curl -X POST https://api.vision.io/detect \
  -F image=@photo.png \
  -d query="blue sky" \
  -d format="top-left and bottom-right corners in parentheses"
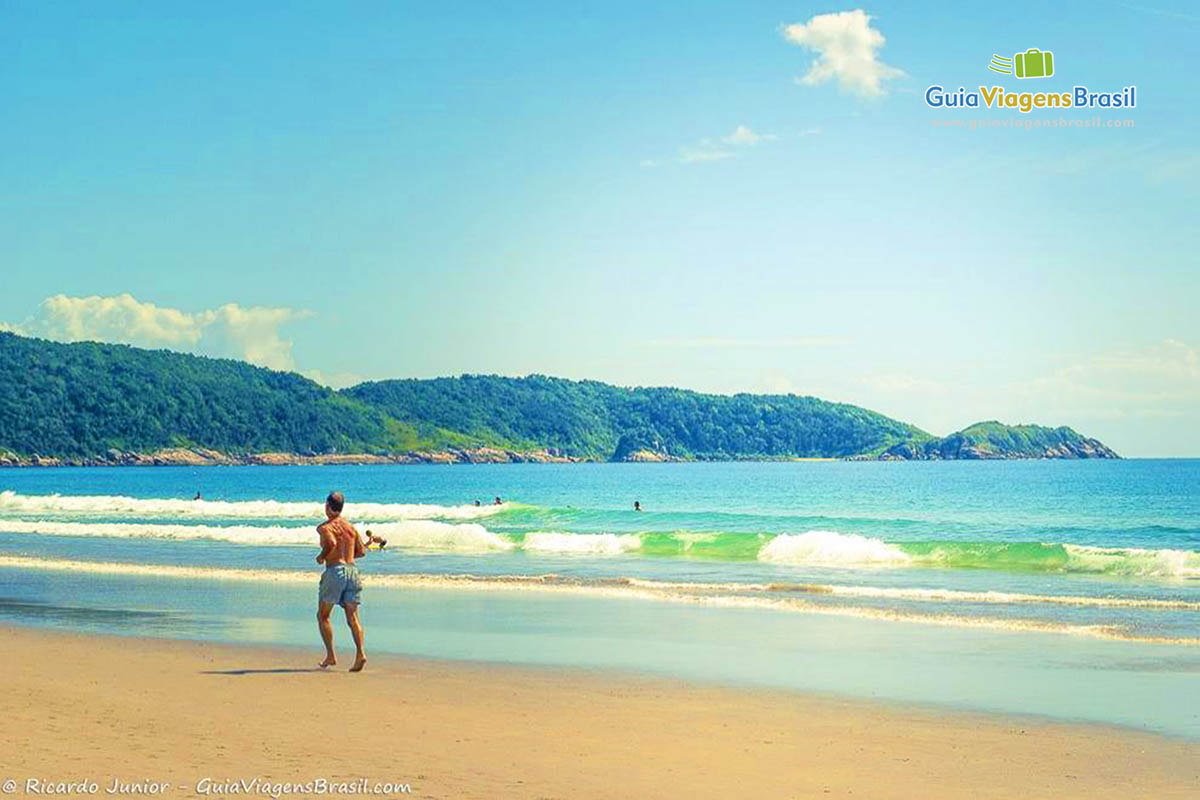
top-left (1, 1), bottom-right (1197, 455)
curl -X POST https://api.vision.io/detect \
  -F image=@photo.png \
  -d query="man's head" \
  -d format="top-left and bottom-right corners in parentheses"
top-left (325, 491), bottom-right (345, 519)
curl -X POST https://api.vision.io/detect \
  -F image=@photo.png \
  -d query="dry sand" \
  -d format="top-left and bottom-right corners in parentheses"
top-left (2, 625), bottom-right (1196, 799)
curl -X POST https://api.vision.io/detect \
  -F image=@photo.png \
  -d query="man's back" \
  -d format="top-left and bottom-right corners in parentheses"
top-left (319, 516), bottom-right (362, 565)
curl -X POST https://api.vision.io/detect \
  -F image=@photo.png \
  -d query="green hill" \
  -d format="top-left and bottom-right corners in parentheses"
top-left (879, 421), bottom-right (1119, 460)
top-left (345, 375), bottom-right (931, 460)
top-left (0, 332), bottom-right (469, 459)
top-left (0, 333), bottom-right (1118, 463)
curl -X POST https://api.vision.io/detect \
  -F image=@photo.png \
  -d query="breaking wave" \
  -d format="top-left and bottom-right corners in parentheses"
top-left (759, 530), bottom-right (911, 566)
top-left (0, 515), bottom-right (1197, 577)
top-left (0, 518), bottom-right (514, 550)
top-left (0, 490), bottom-right (505, 521)
top-left (519, 531), bottom-right (643, 556)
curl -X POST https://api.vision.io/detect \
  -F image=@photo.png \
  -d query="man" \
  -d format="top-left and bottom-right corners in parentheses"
top-left (315, 491), bottom-right (367, 672)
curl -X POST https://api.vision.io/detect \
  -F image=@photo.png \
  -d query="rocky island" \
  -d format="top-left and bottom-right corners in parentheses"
top-left (874, 422), bottom-right (1120, 461)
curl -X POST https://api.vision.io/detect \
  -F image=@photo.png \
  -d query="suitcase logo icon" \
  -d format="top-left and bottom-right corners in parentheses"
top-left (988, 48), bottom-right (1055, 79)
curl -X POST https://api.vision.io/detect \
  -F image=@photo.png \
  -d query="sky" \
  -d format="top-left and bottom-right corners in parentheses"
top-left (1, 1), bottom-right (1197, 456)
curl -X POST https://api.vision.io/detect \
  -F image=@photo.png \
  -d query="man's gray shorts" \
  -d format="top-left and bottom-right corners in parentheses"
top-left (319, 564), bottom-right (363, 606)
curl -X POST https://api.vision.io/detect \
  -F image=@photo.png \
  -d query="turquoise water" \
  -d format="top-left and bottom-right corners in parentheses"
top-left (1, 461), bottom-right (1198, 736)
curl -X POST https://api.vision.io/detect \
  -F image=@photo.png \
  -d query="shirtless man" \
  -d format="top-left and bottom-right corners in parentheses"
top-left (315, 491), bottom-right (367, 672)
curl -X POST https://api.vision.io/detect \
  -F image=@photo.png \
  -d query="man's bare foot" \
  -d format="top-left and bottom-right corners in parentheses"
top-left (349, 655), bottom-right (366, 673)
top-left (319, 655), bottom-right (337, 668)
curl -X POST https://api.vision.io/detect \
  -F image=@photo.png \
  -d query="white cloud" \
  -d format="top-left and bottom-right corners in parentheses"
top-left (8, 293), bottom-right (309, 371)
top-left (35, 294), bottom-right (204, 349)
top-left (303, 368), bottom-right (366, 389)
top-left (201, 303), bottom-right (311, 371)
top-left (721, 125), bottom-right (777, 146)
top-left (782, 9), bottom-right (903, 98)
top-left (674, 124), bottom-right (778, 165)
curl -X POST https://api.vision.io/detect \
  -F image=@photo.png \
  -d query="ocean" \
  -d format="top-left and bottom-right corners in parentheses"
top-left (1, 460), bottom-right (1197, 737)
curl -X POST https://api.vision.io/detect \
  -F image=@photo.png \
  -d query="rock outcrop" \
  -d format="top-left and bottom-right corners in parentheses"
top-left (876, 422), bottom-right (1119, 461)
top-left (0, 446), bottom-right (580, 468)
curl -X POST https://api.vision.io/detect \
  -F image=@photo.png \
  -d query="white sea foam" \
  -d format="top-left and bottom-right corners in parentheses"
top-left (521, 531), bottom-right (642, 556)
top-left (1, 555), bottom-right (1194, 645)
top-left (755, 533), bottom-right (1200, 577)
top-left (367, 521), bottom-right (514, 552)
top-left (1064, 544), bottom-right (1200, 578)
top-left (3, 490), bottom-right (1197, 579)
top-left (617, 578), bottom-right (1200, 610)
top-left (0, 490), bottom-right (504, 521)
top-left (757, 530), bottom-right (911, 566)
top-left (0, 518), bottom-right (512, 550)
top-left (762, 582), bottom-right (1200, 610)
top-left (0, 519), bottom-right (314, 545)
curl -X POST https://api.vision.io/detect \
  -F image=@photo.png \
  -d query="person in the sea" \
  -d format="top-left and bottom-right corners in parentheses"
top-left (474, 499), bottom-right (481, 507)
top-left (493, 496), bottom-right (503, 505)
top-left (315, 491), bottom-right (367, 672)
top-left (634, 500), bottom-right (642, 512)
top-left (193, 492), bottom-right (201, 501)
top-left (363, 529), bottom-right (388, 550)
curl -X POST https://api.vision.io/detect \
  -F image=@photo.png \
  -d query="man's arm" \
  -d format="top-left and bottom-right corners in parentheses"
top-left (316, 524), bottom-right (334, 564)
top-left (351, 523), bottom-right (366, 559)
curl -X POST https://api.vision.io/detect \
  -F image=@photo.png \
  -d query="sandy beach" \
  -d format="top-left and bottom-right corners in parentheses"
top-left (2, 625), bottom-right (1195, 799)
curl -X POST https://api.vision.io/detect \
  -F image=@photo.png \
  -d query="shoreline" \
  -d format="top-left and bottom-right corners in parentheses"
top-left (2, 624), bottom-right (1196, 799)
top-left (0, 448), bottom-right (837, 467)
top-left (0, 449), bottom-right (1124, 467)
top-left (0, 446), bottom-right (583, 468)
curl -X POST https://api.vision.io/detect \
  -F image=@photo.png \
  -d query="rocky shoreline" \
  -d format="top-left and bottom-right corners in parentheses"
top-left (870, 438), bottom-right (1120, 461)
top-left (0, 443), bottom-right (1121, 467)
top-left (0, 446), bottom-right (581, 468)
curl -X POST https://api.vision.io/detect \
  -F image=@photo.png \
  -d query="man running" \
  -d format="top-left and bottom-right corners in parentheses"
top-left (315, 491), bottom-right (367, 672)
